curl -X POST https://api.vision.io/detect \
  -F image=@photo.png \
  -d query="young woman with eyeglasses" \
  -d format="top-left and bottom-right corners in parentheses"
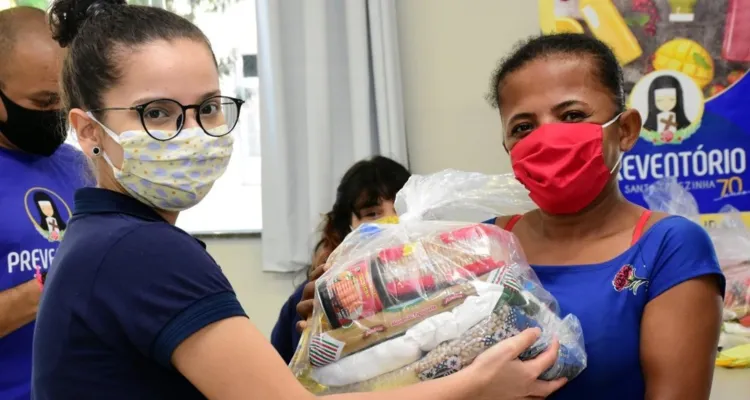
top-left (32, 0), bottom-right (568, 399)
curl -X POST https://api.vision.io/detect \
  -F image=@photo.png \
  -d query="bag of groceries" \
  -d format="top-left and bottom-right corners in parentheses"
top-left (643, 177), bottom-right (750, 325)
top-left (709, 209), bottom-right (750, 326)
top-left (641, 177), bottom-right (701, 220)
top-left (290, 170), bottom-right (588, 394)
top-left (714, 217), bottom-right (750, 368)
top-left (644, 178), bottom-right (750, 368)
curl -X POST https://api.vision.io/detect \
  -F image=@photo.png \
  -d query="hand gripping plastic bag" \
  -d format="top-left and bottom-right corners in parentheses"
top-left (643, 178), bottom-right (750, 325)
top-left (290, 170), bottom-right (588, 394)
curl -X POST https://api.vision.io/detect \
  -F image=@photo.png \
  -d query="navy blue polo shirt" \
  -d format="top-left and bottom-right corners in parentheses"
top-left (270, 283), bottom-right (305, 364)
top-left (32, 188), bottom-right (247, 399)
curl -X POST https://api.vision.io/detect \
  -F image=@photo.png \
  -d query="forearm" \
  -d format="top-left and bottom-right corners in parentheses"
top-left (326, 372), bottom-right (478, 400)
top-left (177, 316), bottom-right (486, 400)
top-left (0, 280), bottom-right (41, 338)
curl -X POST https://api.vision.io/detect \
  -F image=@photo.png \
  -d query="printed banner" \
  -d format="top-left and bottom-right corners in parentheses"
top-left (539, 0), bottom-right (750, 227)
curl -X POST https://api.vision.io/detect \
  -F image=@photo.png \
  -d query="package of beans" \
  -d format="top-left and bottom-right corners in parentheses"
top-left (290, 170), bottom-right (588, 394)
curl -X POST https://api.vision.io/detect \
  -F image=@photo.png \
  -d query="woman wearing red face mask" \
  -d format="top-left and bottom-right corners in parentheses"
top-left (486, 34), bottom-right (725, 400)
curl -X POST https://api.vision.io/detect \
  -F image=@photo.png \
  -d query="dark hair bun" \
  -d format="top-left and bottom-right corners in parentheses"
top-left (49, 0), bottom-right (126, 47)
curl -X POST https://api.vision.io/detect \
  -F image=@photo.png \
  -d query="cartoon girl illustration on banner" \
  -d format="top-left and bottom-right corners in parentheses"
top-left (643, 75), bottom-right (692, 135)
top-left (33, 191), bottom-right (67, 241)
top-left (25, 188), bottom-right (72, 242)
top-left (628, 70), bottom-right (704, 145)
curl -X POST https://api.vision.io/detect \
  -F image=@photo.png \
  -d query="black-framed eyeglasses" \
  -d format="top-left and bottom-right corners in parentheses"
top-left (91, 96), bottom-right (245, 141)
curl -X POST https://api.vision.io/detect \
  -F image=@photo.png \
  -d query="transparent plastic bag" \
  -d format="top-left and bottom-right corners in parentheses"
top-left (643, 178), bottom-right (750, 324)
top-left (290, 170), bottom-right (588, 394)
top-left (642, 177), bottom-right (700, 222)
top-left (711, 210), bottom-right (750, 324)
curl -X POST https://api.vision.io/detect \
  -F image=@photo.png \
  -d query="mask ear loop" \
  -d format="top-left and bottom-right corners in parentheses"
top-left (85, 112), bottom-right (123, 172)
top-left (602, 112), bottom-right (623, 128)
top-left (602, 112), bottom-right (625, 174)
top-left (610, 152), bottom-right (624, 174)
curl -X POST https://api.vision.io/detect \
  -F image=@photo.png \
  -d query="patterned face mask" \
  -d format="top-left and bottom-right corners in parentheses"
top-left (88, 115), bottom-right (234, 211)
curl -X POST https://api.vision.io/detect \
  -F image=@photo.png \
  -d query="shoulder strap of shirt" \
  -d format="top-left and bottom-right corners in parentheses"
top-left (631, 210), bottom-right (653, 245)
top-left (503, 214), bottom-right (523, 232)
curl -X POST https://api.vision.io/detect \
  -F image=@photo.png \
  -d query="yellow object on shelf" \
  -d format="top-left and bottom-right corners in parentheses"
top-left (578, 0), bottom-right (643, 65)
top-left (716, 343), bottom-right (750, 369)
top-left (653, 39), bottom-right (715, 89)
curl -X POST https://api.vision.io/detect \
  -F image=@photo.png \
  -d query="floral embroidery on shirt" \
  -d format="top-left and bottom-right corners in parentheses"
top-left (612, 264), bottom-right (648, 295)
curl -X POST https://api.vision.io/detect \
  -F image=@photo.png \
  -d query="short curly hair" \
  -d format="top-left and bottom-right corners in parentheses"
top-left (487, 33), bottom-right (626, 112)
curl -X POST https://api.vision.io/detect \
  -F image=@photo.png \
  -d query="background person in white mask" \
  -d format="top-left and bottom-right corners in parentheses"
top-left (33, 0), bottom-right (568, 399)
top-left (0, 6), bottom-right (90, 400)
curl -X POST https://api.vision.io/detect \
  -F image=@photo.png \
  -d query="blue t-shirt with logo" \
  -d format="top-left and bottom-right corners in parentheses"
top-left (0, 144), bottom-right (90, 400)
top-left (487, 215), bottom-right (724, 400)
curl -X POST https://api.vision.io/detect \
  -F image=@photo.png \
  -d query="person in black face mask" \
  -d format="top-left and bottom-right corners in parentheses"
top-left (0, 7), bottom-right (92, 400)
top-left (0, 8), bottom-right (66, 155)
top-left (0, 90), bottom-right (65, 156)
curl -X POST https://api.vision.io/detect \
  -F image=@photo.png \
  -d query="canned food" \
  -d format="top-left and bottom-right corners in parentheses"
top-left (316, 259), bottom-right (385, 329)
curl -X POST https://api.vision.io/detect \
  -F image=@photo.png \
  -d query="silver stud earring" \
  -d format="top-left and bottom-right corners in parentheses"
top-left (92, 146), bottom-right (101, 157)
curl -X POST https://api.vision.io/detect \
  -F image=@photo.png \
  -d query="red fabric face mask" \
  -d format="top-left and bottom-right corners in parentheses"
top-left (510, 115), bottom-right (623, 215)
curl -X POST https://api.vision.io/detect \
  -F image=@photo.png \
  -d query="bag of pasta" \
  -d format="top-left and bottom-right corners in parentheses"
top-left (643, 177), bottom-right (750, 325)
top-left (290, 170), bottom-right (588, 394)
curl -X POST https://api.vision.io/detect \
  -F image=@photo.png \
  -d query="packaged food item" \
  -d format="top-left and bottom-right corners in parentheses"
top-left (291, 170), bottom-right (588, 394)
top-left (312, 280), bottom-right (486, 367)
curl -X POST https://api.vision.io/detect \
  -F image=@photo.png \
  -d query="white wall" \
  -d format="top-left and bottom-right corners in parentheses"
top-left (396, 0), bottom-right (539, 175)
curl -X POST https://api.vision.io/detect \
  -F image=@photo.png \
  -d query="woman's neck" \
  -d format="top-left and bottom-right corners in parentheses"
top-left (534, 182), bottom-right (635, 241)
top-left (155, 209), bottom-right (179, 225)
